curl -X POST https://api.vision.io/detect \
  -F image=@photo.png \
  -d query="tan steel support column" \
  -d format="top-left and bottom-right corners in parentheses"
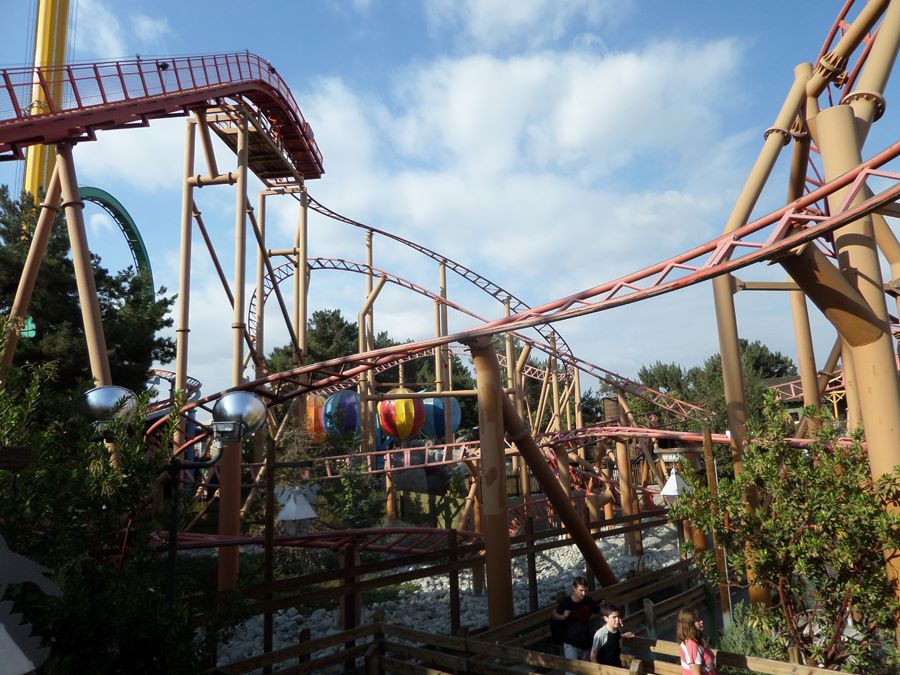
top-left (873, 211), bottom-right (900, 324)
top-left (615, 394), bottom-right (641, 558)
top-left (789, 290), bottom-right (819, 417)
top-left (714, 65), bottom-right (808, 458)
top-left (365, 233), bottom-right (377, 451)
top-left (293, 188), bottom-right (309, 439)
top-left (573, 369), bottom-right (583, 432)
top-left (499, 386), bottom-right (617, 586)
top-left (466, 336), bottom-right (514, 627)
top-left (712, 280), bottom-right (748, 454)
top-left (601, 447), bottom-right (615, 522)
top-left (56, 143), bottom-right (112, 387)
top-left (515, 345), bottom-right (532, 503)
top-left (534, 365), bottom-right (551, 434)
top-left (842, 342), bottom-right (862, 430)
top-left (816, 103), bottom-right (900, 630)
top-left (175, 120), bottom-right (196, 396)
top-left (433, 301), bottom-right (443, 391)
top-left (703, 429), bottom-right (732, 626)
top-left (439, 263), bottom-right (454, 444)
top-left (503, 300), bottom-right (515, 396)
top-left (549, 337), bottom-right (561, 433)
top-left (253, 192), bottom-right (268, 465)
top-left (219, 118), bottom-right (249, 591)
top-left (555, 445), bottom-right (571, 498)
top-left (806, 0), bottom-right (889, 99)
top-left (843, 0), bottom-right (900, 136)
top-left (195, 112), bottom-right (221, 177)
top-left (295, 188), bottom-right (309, 362)
top-left (783, 82), bottom-right (821, 434)
top-left (712, 65), bottom-right (808, 607)
top-left (502, 300), bottom-right (523, 488)
top-left (361, 275), bottom-right (387, 477)
top-left (615, 438), bottom-right (639, 554)
top-left (794, 337), bottom-right (843, 440)
top-left (0, 166), bottom-right (61, 379)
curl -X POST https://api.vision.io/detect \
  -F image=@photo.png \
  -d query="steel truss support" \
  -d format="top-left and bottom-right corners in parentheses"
top-left (466, 336), bottom-right (514, 627)
top-left (57, 142), bottom-right (112, 387)
top-left (0, 165), bottom-right (61, 379)
top-left (218, 117), bottom-right (249, 591)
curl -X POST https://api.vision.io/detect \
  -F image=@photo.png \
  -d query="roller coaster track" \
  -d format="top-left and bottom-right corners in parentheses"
top-left (769, 356), bottom-right (900, 402)
top-left (300, 423), bottom-right (834, 484)
top-left (251, 257), bottom-right (706, 420)
top-left (0, 52), bottom-right (323, 180)
top-left (78, 185), bottom-right (154, 291)
top-left (145, 144), bottom-right (900, 450)
top-left (306, 194), bottom-right (577, 361)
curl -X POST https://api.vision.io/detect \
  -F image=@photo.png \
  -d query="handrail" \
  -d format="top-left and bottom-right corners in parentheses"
top-left (0, 52), bottom-right (323, 179)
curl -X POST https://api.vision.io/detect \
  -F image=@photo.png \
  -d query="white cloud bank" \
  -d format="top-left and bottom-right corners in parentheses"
top-left (425, 0), bottom-right (627, 51)
top-left (73, 0), bottom-right (172, 59)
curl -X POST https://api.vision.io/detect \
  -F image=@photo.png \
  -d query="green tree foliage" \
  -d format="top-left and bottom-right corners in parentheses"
top-left (672, 395), bottom-right (900, 672)
top-left (0, 188), bottom-right (175, 392)
top-left (0, 358), bottom-right (210, 673)
top-left (634, 339), bottom-right (797, 430)
top-left (581, 387), bottom-right (620, 426)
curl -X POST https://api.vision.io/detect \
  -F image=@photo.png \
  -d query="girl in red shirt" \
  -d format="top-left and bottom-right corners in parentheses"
top-left (677, 607), bottom-right (717, 675)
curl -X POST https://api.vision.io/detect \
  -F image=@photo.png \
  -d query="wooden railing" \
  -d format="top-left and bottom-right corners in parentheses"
top-left (214, 621), bottom-right (855, 674)
top-left (194, 510), bottom-right (671, 663)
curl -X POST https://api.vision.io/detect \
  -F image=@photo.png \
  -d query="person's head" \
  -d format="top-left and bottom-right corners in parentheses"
top-left (570, 576), bottom-right (588, 601)
top-left (676, 607), bottom-right (704, 643)
top-left (600, 602), bottom-right (623, 630)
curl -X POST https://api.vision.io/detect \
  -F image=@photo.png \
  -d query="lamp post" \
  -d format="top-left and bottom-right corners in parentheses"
top-left (660, 466), bottom-right (691, 557)
top-left (81, 385), bottom-right (138, 432)
top-left (660, 466), bottom-right (690, 506)
top-left (81, 386), bottom-right (266, 604)
top-left (164, 391), bottom-right (266, 603)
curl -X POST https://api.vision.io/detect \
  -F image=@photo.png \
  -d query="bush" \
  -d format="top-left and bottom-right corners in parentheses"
top-left (0, 360), bottom-right (240, 672)
top-left (672, 395), bottom-right (900, 672)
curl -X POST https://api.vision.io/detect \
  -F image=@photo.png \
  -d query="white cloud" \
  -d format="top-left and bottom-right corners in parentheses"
top-left (74, 117), bottom-right (186, 191)
top-left (386, 40), bottom-right (740, 181)
top-left (73, 1), bottom-right (173, 59)
top-left (88, 211), bottom-right (115, 235)
top-left (299, 37), bottom-right (745, 319)
top-left (73, 0), bottom-right (126, 58)
top-left (425, 0), bottom-right (627, 51)
top-left (132, 15), bottom-right (172, 50)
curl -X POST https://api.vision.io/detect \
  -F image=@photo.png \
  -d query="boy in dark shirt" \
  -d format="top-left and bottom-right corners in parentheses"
top-left (551, 576), bottom-right (599, 671)
top-left (591, 602), bottom-right (635, 667)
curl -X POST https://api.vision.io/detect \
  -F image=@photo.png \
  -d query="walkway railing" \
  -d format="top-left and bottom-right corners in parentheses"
top-left (0, 52), bottom-right (323, 178)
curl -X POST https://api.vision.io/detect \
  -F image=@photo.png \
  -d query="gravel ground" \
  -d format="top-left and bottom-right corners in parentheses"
top-left (217, 522), bottom-right (680, 672)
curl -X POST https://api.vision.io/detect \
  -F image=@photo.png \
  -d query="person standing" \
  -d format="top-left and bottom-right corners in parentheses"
top-left (677, 607), bottom-right (717, 674)
top-left (590, 602), bottom-right (635, 667)
top-left (551, 576), bottom-right (599, 669)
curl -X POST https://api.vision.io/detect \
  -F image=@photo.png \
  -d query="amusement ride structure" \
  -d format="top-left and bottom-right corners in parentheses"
top-left (2, 0), bottom-right (900, 666)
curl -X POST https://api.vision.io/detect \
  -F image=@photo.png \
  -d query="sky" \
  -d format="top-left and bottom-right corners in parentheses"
top-left (1, 0), bottom-right (898, 402)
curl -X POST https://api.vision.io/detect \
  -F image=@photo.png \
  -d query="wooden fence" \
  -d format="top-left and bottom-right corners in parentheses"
top-left (194, 509), bottom-right (670, 645)
top-left (215, 621), bottom-right (854, 674)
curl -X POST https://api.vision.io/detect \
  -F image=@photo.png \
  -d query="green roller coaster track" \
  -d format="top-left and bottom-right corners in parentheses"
top-left (78, 186), bottom-right (154, 293)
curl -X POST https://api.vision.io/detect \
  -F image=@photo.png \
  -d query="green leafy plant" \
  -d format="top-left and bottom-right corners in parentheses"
top-left (672, 394), bottom-right (900, 672)
top-left (0, 360), bottom-right (244, 673)
top-left (716, 602), bottom-right (789, 673)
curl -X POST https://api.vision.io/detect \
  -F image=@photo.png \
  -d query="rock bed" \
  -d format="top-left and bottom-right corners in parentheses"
top-left (217, 523), bottom-right (680, 672)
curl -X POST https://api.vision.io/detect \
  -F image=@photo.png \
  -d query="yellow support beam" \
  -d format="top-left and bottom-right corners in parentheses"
top-left (23, 0), bottom-right (70, 201)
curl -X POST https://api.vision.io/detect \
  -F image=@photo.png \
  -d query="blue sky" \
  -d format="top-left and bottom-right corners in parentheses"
top-left (1, 1), bottom-right (896, 402)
